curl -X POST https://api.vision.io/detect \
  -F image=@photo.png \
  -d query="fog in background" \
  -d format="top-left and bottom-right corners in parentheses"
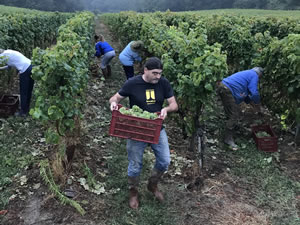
top-left (0, 0), bottom-right (299, 12)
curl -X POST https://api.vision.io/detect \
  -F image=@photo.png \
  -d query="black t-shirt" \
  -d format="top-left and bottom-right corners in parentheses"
top-left (118, 75), bottom-right (174, 113)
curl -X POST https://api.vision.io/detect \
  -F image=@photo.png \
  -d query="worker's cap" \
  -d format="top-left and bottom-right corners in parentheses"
top-left (253, 67), bottom-right (264, 76)
top-left (144, 57), bottom-right (163, 70)
top-left (130, 41), bottom-right (144, 52)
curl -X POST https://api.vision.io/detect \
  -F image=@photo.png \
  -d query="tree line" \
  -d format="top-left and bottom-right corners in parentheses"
top-left (0, 0), bottom-right (299, 12)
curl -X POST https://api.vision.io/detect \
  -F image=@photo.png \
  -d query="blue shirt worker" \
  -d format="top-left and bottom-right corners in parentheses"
top-left (119, 41), bottom-right (143, 80)
top-left (94, 34), bottom-right (115, 78)
top-left (0, 49), bottom-right (34, 117)
top-left (217, 67), bottom-right (263, 150)
top-left (109, 57), bottom-right (178, 209)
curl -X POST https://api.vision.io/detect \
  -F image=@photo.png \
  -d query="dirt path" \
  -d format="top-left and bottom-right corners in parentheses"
top-left (1, 18), bottom-right (299, 225)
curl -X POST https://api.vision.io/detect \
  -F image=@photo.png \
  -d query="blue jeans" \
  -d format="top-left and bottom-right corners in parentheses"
top-left (127, 128), bottom-right (170, 177)
top-left (100, 50), bottom-right (115, 69)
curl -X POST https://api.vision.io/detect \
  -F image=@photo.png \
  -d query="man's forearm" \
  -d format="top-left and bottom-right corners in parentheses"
top-left (165, 102), bottom-right (178, 113)
top-left (109, 93), bottom-right (125, 111)
top-left (109, 95), bottom-right (119, 104)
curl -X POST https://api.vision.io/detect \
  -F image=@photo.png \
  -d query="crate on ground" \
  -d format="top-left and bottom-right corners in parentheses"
top-left (109, 104), bottom-right (163, 144)
top-left (0, 94), bottom-right (20, 118)
top-left (251, 124), bottom-right (278, 152)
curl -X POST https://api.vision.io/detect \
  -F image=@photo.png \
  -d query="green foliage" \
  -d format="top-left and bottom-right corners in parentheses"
top-left (231, 142), bottom-right (300, 225)
top-left (30, 12), bottom-right (95, 142)
top-left (201, 15), bottom-right (254, 73)
top-left (82, 162), bottom-right (98, 189)
top-left (0, 1), bottom-right (83, 12)
top-left (255, 34), bottom-right (300, 123)
top-left (45, 128), bottom-right (60, 144)
top-left (250, 17), bottom-right (300, 39)
top-left (0, 5), bottom-right (44, 13)
top-left (39, 160), bottom-right (85, 215)
top-left (0, 10), bottom-right (71, 57)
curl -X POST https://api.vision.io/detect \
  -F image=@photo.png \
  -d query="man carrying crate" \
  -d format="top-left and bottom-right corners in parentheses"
top-left (109, 57), bottom-right (178, 209)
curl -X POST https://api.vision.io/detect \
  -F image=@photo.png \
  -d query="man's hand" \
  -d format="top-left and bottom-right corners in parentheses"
top-left (110, 102), bottom-right (118, 111)
top-left (160, 96), bottom-right (178, 120)
top-left (160, 108), bottom-right (168, 120)
top-left (109, 93), bottom-right (124, 111)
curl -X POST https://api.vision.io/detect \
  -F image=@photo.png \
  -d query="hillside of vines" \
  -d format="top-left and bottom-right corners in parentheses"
top-left (0, 6), bottom-right (299, 225)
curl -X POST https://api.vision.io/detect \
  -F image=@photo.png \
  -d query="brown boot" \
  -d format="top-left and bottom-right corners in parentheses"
top-left (129, 188), bottom-right (139, 209)
top-left (107, 65), bottom-right (112, 77)
top-left (147, 169), bottom-right (164, 202)
top-left (101, 68), bottom-right (108, 78)
top-left (128, 176), bottom-right (139, 209)
top-left (224, 129), bottom-right (238, 150)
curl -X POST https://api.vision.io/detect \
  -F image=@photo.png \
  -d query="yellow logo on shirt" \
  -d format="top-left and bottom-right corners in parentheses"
top-left (146, 89), bottom-right (156, 104)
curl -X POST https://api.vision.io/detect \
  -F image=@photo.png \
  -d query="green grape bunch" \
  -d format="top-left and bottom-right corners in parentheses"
top-left (119, 105), bottom-right (159, 120)
top-left (256, 131), bottom-right (270, 137)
